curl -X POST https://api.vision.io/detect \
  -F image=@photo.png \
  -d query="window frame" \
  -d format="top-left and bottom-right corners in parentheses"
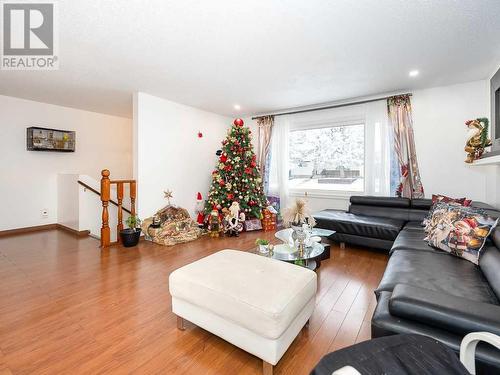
top-left (288, 118), bottom-right (367, 197)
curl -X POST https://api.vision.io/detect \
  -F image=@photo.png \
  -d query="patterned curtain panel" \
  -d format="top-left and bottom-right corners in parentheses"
top-left (256, 115), bottom-right (274, 180)
top-left (387, 94), bottom-right (425, 198)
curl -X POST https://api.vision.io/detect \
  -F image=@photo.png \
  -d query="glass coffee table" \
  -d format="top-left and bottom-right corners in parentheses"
top-left (255, 228), bottom-right (335, 271)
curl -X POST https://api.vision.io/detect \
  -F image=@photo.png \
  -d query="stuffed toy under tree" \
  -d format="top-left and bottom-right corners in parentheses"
top-left (205, 118), bottom-right (267, 219)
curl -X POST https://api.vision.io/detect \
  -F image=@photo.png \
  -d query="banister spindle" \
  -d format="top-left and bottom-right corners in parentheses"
top-left (130, 181), bottom-right (137, 217)
top-left (100, 169), bottom-right (111, 248)
top-left (116, 182), bottom-right (124, 242)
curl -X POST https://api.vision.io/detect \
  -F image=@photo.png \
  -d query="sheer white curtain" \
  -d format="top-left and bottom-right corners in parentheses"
top-left (268, 115), bottom-right (290, 209)
top-left (364, 100), bottom-right (391, 196)
top-left (268, 100), bottom-right (391, 210)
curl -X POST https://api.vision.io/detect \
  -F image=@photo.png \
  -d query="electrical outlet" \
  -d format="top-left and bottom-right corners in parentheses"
top-left (41, 209), bottom-right (49, 218)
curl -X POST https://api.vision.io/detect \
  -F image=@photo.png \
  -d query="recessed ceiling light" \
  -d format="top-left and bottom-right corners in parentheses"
top-left (233, 104), bottom-right (241, 110)
top-left (409, 70), bottom-right (419, 77)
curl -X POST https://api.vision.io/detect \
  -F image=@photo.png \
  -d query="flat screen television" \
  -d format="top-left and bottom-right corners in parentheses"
top-left (490, 66), bottom-right (500, 155)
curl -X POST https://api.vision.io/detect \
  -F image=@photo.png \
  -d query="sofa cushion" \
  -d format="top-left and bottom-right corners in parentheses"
top-left (389, 284), bottom-right (500, 337)
top-left (403, 221), bottom-right (425, 231)
top-left (471, 202), bottom-right (500, 218)
top-left (349, 196), bottom-right (410, 208)
top-left (408, 208), bottom-right (429, 222)
top-left (492, 226), bottom-right (500, 249)
top-left (390, 226), bottom-right (438, 255)
top-left (411, 198), bottom-right (433, 210)
top-left (349, 204), bottom-right (411, 221)
top-left (480, 243), bottom-right (500, 300)
top-left (375, 250), bottom-right (499, 304)
top-left (313, 209), bottom-right (405, 241)
top-left (169, 250), bottom-right (317, 340)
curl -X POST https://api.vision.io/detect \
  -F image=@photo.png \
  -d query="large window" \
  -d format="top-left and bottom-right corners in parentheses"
top-left (288, 123), bottom-right (365, 193)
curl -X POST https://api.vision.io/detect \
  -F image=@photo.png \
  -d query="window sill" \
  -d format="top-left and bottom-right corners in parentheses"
top-left (289, 189), bottom-right (363, 199)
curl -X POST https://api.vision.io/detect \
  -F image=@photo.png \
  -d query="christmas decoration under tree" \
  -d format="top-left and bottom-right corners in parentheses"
top-left (205, 118), bottom-right (267, 219)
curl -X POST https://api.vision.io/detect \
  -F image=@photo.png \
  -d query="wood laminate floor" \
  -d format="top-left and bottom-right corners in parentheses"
top-left (0, 229), bottom-right (388, 374)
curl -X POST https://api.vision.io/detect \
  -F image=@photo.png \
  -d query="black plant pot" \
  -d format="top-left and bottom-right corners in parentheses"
top-left (119, 228), bottom-right (141, 247)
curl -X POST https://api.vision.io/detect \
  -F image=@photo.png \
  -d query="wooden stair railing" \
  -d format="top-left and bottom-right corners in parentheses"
top-left (77, 180), bottom-right (131, 214)
top-left (100, 169), bottom-right (136, 248)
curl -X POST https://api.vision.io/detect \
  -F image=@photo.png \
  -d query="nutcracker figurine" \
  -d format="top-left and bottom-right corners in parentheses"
top-left (207, 207), bottom-right (222, 237)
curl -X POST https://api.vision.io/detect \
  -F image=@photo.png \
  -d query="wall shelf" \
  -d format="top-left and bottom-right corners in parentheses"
top-left (471, 154), bottom-right (500, 166)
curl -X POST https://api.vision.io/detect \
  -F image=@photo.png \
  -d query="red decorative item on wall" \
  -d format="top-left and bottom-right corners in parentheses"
top-left (198, 131), bottom-right (203, 138)
top-left (233, 118), bottom-right (244, 127)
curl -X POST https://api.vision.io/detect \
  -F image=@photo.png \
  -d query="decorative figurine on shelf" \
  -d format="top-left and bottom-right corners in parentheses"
top-left (223, 201), bottom-right (246, 237)
top-left (195, 192), bottom-right (205, 227)
top-left (207, 207), bottom-right (222, 237)
top-left (464, 118), bottom-right (492, 163)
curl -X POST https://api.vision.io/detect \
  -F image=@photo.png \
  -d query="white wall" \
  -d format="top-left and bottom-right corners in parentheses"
top-left (57, 174), bottom-right (80, 231)
top-left (412, 80), bottom-right (496, 204)
top-left (0, 95), bottom-right (132, 231)
top-left (246, 79), bottom-right (498, 211)
top-left (134, 92), bottom-right (231, 219)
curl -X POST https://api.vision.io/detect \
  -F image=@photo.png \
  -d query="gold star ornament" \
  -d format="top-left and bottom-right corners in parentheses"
top-left (164, 190), bottom-right (173, 205)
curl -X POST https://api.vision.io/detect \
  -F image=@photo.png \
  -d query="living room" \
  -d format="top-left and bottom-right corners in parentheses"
top-left (1, 1), bottom-right (500, 374)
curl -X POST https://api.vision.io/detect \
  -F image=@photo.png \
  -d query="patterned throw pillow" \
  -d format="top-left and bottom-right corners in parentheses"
top-left (431, 194), bottom-right (472, 206)
top-left (423, 196), bottom-right (472, 229)
top-left (425, 203), bottom-right (498, 265)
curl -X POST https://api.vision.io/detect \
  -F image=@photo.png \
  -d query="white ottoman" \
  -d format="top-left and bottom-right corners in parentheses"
top-left (169, 249), bottom-right (317, 374)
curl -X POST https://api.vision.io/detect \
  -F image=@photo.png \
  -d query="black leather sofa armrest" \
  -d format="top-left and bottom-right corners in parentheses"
top-left (389, 284), bottom-right (500, 337)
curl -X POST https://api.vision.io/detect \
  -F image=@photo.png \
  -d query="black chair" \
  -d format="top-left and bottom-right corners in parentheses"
top-left (311, 333), bottom-right (500, 375)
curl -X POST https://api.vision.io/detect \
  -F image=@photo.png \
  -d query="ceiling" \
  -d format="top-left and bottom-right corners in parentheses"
top-left (1, 0), bottom-right (500, 118)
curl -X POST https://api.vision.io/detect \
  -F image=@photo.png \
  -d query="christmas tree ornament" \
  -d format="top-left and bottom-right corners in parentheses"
top-left (233, 118), bottom-right (244, 127)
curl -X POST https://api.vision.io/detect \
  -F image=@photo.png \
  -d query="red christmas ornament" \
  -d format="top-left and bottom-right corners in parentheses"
top-left (250, 161), bottom-right (256, 168)
top-left (227, 193), bottom-right (234, 200)
top-left (220, 154), bottom-right (227, 163)
top-left (224, 164), bottom-right (232, 171)
top-left (233, 118), bottom-right (244, 127)
top-left (245, 167), bottom-right (252, 174)
top-left (219, 179), bottom-right (225, 186)
top-left (198, 131), bottom-right (203, 138)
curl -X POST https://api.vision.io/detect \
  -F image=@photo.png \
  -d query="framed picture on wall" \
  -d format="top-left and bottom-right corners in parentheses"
top-left (27, 127), bottom-right (76, 152)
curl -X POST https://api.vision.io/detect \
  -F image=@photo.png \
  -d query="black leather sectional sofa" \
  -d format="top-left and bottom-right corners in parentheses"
top-left (313, 196), bottom-right (500, 373)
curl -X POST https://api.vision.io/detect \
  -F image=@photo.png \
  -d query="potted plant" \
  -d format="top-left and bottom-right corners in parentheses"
top-left (255, 238), bottom-right (270, 253)
top-left (120, 215), bottom-right (142, 247)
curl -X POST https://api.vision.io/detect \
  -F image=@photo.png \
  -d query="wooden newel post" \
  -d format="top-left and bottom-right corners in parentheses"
top-left (100, 169), bottom-right (111, 248)
top-left (116, 182), bottom-right (124, 242)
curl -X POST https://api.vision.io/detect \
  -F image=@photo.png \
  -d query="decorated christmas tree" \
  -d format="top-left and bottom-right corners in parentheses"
top-left (205, 118), bottom-right (267, 219)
